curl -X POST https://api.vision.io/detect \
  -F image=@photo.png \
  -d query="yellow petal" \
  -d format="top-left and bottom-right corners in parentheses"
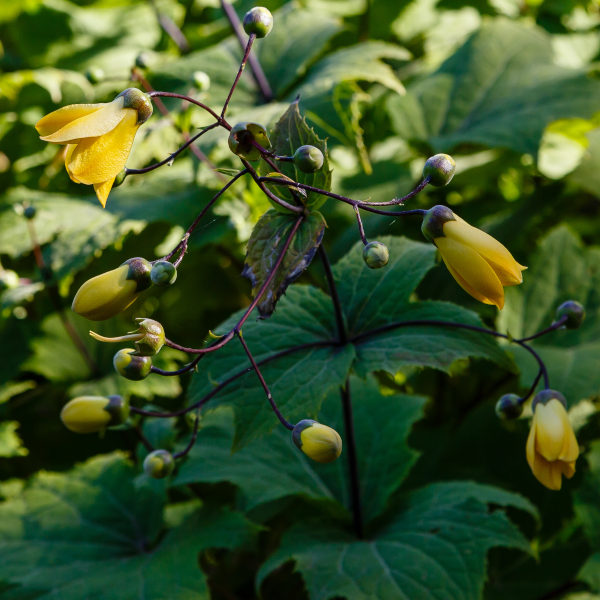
top-left (444, 217), bottom-right (526, 286)
top-left (39, 97), bottom-right (126, 144)
top-left (530, 451), bottom-right (563, 490)
top-left (36, 103), bottom-right (105, 137)
top-left (526, 420), bottom-right (537, 471)
top-left (436, 237), bottom-right (505, 308)
top-left (94, 177), bottom-right (116, 208)
top-left (557, 405), bottom-right (579, 462)
top-left (66, 109), bottom-right (139, 185)
top-left (560, 460), bottom-right (576, 480)
top-left (534, 400), bottom-right (569, 462)
top-left (64, 144), bottom-right (82, 183)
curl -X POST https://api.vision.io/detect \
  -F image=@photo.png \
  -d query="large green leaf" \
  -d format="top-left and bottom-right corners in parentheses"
top-left (335, 237), bottom-right (514, 374)
top-left (258, 481), bottom-right (535, 600)
top-left (242, 209), bottom-right (326, 317)
top-left (387, 19), bottom-right (600, 156)
top-left (498, 226), bottom-right (600, 402)
top-left (175, 376), bottom-right (425, 523)
top-left (0, 453), bottom-right (255, 600)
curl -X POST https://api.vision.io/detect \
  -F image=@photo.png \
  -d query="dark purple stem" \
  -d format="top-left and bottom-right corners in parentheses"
top-left (221, 34), bottom-right (255, 118)
top-left (173, 408), bottom-right (201, 459)
top-left (517, 315), bottom-right (568, 342)
top-left (354, 205), bottom-right (368, 245)
top-left (147, 91), bottom-right (230, 129)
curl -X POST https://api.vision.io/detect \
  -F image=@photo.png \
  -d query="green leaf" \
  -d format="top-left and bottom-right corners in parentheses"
top-left (242, 210), bottom-right (326, 317)
top-left (265, 100), bottom-right (332, 210)
top-left (498, 226), bottom-right (600, 402)
top-left (387, 19), bottom-right (600, 155)
top-left (335, 237), bottom-right (514, 374)
top-left (187, 284), bottom-right (355, 448)
top-left (0, 453), bottom-right (255, 600)
top-left (258, 481), bottom-right (534, 600)
top-left (176, 376), bottom-right (425, 523)
top-left (569, 127), bottom-right (600, 198)
top-left (0, 422), bottom-right (28, 457)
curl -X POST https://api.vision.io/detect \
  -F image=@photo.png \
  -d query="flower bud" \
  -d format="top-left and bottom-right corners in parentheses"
top-left (228, 122), bottom-right (270, 161)
top-left (113, 348), bottom-right (152, 380)
top-left (0, 270), bottom-right (19, 291)
top-left (90, 318), bottom-right (165, 356)
top-left (362, 241), bottom-right (389, 269)
top-left (72, 257), bottom-right (151, 321)
top-left (293, 145), bottom-right (324, 173)
top-left (113, 169), bottom-right (127, 188)
top-left (150, 260), bottom-right (177, 286)
top-left (60, 395), bottom-right (129, 434)
top-left (117, 88), bottom-right (153, 124)
top-left (242, 7), bottom-right (273, 38)
top-left (423, 154), bottom-right (456, 186)
top-left (420, 204), bottom-right (456, 241)
top-left (23, 204), bottom-right (37, 220)
top-left (555, 300), bottom-right (585, 330)
top-left (192, 71), bottom-right (211, 92)
top-left (85, 66), bottom-right (105, 84)
top-left (532, 389), bottom-right (567, 411)
top-left (495, 393), bottom-right (523, 420)
top-left (143, 449), bottom-right (175, 479)
top-left (292, 419), bottom-right (342, 463)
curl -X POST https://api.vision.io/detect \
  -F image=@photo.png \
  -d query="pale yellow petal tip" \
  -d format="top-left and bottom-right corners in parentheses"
top-left (94, 177), bottom-right (115, 208)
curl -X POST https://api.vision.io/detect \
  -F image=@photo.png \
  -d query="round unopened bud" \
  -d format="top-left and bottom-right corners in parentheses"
top-left (113, 348), bottom-right (152, 380)
top-left (23, 204), bottom-right (37, 220)
top-left (242, 7), bottom-right (273, 38)
top-left (555, 300), bottom-right (585, 330)
top-left (0, 270), bottom-right (19, 291)
top-left (421, 204), bottom-right (456, 241)
top-left (150, 261), bottom-right (177, 286)
top-left (362, 241), bottom-right (389, 269)
top-left (292, 419), bottom-right (342, 463)
top-left (192, 71), bottom-right (211, 92)
top-left (143, 449), bottom-right (175, 479)
top-left (531, 389), bottom-right (567, 411)
top-left (495, 393), bottom-right (523, 420)
top-left (423, 154), bottom-right (456, 186)
top-left (117, 88), bottom-right (153, 124)
top-left (61, 395), bottom-right (129, 434)
top-left (85, 66), bottom-right (105, 84)
top-left (293, 145), bottom-right (324, 173)
top-left (228, 122), bottom-right (271, 161)
top-left (132, 318), bottom-right (165, 356)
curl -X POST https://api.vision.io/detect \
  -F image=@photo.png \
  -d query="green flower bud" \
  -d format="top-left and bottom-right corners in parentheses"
top-left (293, 145), bottom-right (324, 173)
top-left (192, 71), bottom-right (211, 92)
top-left (71, 257), bottom-right (151, 321)
top-left (362, 241), bottom-right (389, 269)
top-left (23, 204), bottom-right (37, 220)
top-left (143, 449), bottom-right (175, 479)
top-left (113, 348), bottom-right (152, 380)
top-left (292, 419), bottom-right (342, 463)
top-left (423, 154), bottom-right (456, 186)
top-left (228, 122), bottom-right (270, 161)
top-left (117, 88), bottom-right (153, 124)
top-left (555, 300), bottom-right (585, 330)
top-left (420, 205), bottom-right (456, 241)
top-left (531, 389), bottom-right (567, 411)
top-left (61, 395), bottom-right (129, 434)
top-left (242, 7), bottom-right (273, 38)
top-left (150, 260), bottom-right (177, 286)
top-left (90, 318), bottom-right (165, 356)
top-left (495, 393), bottom-right (523, 420)
top-left (0, 270), bottom-right (19, 291)
top-left (85, 66), bottom-right (105, 84)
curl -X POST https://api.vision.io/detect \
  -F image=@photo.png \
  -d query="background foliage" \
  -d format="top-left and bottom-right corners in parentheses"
top-left (1, 0), bottom-right (599, 598)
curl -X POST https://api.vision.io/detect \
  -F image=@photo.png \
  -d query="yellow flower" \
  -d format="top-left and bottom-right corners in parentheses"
top-left (35, 88), bottom-right (152, 208)
top-left (292, 419), bottom-right (342, 463)
top-left (422, 205), bottom-right (526, 309)
top-left (526, 391), bottom-right (579, 490)
top-left (71, 257), bottom-right (151, 321)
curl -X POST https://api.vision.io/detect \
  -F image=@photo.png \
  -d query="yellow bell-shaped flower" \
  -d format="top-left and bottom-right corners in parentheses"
top-left (292, 419), bottom-right (342, 463)
top-left (71, 257), bottom-right (151, 321)
top-left (526, 390), bottom-right (579, 491)
top-left (60, 395), bottom-right (129, 434)
top-left (35, 88), bottom-right (153, 208)
top-left (422, 205), bottom-right (526, 309)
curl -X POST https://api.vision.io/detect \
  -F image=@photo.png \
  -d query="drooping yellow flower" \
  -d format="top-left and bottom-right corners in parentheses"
top-left (421, 205), bottom-right (526, 309)
top-left (526, 390), bottom-right (579, 491)
top-left (60, 395), bottom-right (129, 434)
top-left (35, 88), bottom-right (152, 208)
